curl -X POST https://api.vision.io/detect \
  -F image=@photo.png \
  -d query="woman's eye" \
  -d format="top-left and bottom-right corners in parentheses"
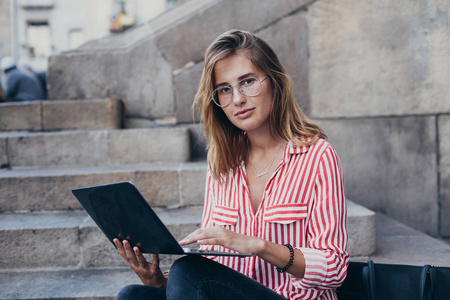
top-left (241, 78), bottom-right (256, 87)
top-left (219, 86), bottom-right (232, 94)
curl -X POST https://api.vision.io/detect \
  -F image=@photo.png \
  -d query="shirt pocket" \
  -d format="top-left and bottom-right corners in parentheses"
top-left (264, 203), bottom-right (308, 224)
top-left (212, 205), bottom-right (239, 226)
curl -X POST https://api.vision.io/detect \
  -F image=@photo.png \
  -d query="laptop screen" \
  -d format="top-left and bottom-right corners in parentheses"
top-left (73, 181), bottom-right (185, 255)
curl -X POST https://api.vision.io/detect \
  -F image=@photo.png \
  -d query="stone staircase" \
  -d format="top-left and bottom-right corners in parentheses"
top-left (0, 99), bottom-right (376, 299)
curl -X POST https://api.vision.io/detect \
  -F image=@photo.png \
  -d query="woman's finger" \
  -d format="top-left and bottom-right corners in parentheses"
top-left (123, 240), bottom-right (138, 265)
top-left (179, 228), bottom-right (212, 245)
top-left (151, 254), bottom-right (160, 268)
top-left (197, 238), bottom-right (221, 245)
top-left (134, 247), bottom-right (148, 266)
top-left (113, 238), bottom-right (127, 259)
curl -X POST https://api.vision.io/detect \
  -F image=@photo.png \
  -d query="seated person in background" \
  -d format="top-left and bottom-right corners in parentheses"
top-left (114, 29), bottom-right (349, 300)
top-left (0, 81), bottom-right (5, 102)
top-left (0, 56), bottom-right (45, 102)
top-left (19, 60), bottom-right (47, 100)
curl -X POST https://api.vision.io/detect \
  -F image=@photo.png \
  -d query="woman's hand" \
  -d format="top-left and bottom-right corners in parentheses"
top-left (179, 226), bottom-right (265, 255)
top-left (113, 238), bottom-right (167, 288)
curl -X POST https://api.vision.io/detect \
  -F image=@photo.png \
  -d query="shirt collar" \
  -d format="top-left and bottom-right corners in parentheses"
top-left (282, 138), bottom-right (311, 164)
top-left (238, 137), bottom-right (311, 169)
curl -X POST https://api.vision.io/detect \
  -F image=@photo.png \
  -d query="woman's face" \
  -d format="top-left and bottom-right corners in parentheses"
top-left (213, 52), bottom-right (273, 135)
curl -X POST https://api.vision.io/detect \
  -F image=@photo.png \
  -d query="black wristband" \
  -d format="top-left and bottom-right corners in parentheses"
top-left (276, 244), bottom-right (295, 273)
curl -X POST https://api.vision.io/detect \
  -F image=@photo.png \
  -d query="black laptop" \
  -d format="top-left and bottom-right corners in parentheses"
top-left (72, 181), bottom-right (252, 257)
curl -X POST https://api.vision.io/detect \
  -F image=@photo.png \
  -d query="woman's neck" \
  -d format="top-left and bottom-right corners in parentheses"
top-left (246, 132), bottom-right (284, 155)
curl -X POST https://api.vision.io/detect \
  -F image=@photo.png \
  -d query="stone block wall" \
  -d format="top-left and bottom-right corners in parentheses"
top-left (439, 116), bottom-right (450, 236)
top-left (47, 0), bottom-right (450, 236)
top-left (308, 0), bottom-right (450, 118)
top-left (308, 0), bottom-right (450, 237)
top-left (47, 0), bottom-right (314, 121)
top-left (0, 0), bottom-right (13, 58)
top-left (317, 117), bottom-right (440, 235)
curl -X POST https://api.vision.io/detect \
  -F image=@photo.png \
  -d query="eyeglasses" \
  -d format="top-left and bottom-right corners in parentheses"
top-left (211, 76), bottom-right (268, 108)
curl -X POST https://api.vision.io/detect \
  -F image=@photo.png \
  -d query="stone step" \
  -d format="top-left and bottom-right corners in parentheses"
top-left (2, 212), bottom-right (449, 300)
top-left (346, 200), bottom-right (375, 257)
top-left (0, 267), bottom-right (140, 300)
top-left (0, 127), bottom-right (190, 169)
top-left (0, 98), bottom-right (123, 132)
top-left (0, 201), bottom-right (374, 270)
top-left (0, 206), bottom-right (203, 270)
top-left (0, 162), bottom-right (206, 212)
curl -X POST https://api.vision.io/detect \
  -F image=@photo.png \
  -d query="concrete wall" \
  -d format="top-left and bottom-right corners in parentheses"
top-left (308, 0), bottom-right (450, 119)
top-left (0, 0), bottom-right (14, 89)
top-left (47, 0), bottom-right (450, 237)
top-left (308, 0), bottom-right (450, 237)
top-left (0, 0), bottom-right (13, 58)
top-left (47, 0), bottom-right (314, 120)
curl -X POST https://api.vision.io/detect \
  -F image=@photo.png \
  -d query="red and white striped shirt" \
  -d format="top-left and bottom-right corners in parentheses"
top-left (200, 138), bottom-right (349, 300)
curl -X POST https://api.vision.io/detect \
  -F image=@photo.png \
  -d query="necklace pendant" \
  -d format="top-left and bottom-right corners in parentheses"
top-left (255, 171), bottom-right (268, 178)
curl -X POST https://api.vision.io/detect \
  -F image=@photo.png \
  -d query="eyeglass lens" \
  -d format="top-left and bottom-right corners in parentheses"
top-left (212, 77), bottom-right (263, 107)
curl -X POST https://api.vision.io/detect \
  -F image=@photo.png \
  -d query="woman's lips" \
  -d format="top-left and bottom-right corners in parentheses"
top-left (235, 108), bottom-right (255, 118)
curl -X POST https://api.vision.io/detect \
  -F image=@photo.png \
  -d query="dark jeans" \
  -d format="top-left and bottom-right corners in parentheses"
top-left (117, 256), bottom-right (287, 300)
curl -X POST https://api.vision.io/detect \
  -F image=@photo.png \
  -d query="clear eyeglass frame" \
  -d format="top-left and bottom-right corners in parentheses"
top-left (211, 76), bottom-right (268, 108)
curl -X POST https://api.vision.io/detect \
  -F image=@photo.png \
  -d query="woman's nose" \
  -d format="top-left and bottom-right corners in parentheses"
top-left (232, 85), bottom-right (246, 105)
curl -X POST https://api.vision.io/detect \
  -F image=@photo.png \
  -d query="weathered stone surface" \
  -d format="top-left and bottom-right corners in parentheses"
top-left (0, 228), bottom-right (80, 268)
top-left (2, 214), bottom-right (450, 300)
top-left (174, 62), bottom-right (203, 124)
top-left (347, 200), bottom-right (376, 256)
top-left (179, 162), bottom-right (207, 206)
top-left (107, 128), bottom-right (190, 165)
top-left (124, 117), bottom-right (155, 128)
top-left (0, 99), bottom-right (123, 132)
top-left (0, 211), bottom-right (85, 268)
top-left (0, 163), bottom-right (377, 258)
top-left (130, 167), bottom-right (181, 207)
top-left (0, 202), bottom-right (375, 269)
top-left (0, 138), bottom-right (7, 168)
top-left (48, 40), bottom-right (173, 119)
top-left (48, 0), bottom-right (315, 120)
top-left (0, 101), bottom-right (41, 131)
top-left (439, 115), bottom-right (450, 237)
top-left (124, 116), bottom-right (178, 129)
top-left (182, 123), bottom-right (207, 160)
top-left (258, 11), bottom-right (311, 114)
top-left (0, 1), bottom-right (12, 58)
top-left (317, 116), bottom-right (439, 235)
top-left (0, 268), bottom-right (140, 300)
top-left (79, 221), bottom-right (127, 268)
top-left (2, 127), bottom-right (189, 168)
top-left (0, 207), bottom-right (202, 269)
top-left (156, 0), bottom-right (314, 70)
top-left (123, 42), bottom-right (174, 119)
top-left (308, 0), bottom-right (450, 118)
top-left (42, 98), bottom-right (123, 131)
top-left (0, 164), bottom-right (188, 212)
top-left (0, 170), bottom-right (84, 212)
top-left (365, 213), bottom-right (450, 266)
top-left (7, 130), bottom-right (109, 168)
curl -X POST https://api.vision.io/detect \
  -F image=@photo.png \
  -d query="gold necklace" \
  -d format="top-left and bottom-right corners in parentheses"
top-left (249, 143), bottom-right (284, 178)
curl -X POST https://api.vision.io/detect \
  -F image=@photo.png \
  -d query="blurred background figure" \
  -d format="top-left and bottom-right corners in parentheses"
top-left (0, 56), bottom-right (45, 102)
top-left (0, 81), bottom-right (5, 102)
top-left (19, 59), bottom-right (47, 100)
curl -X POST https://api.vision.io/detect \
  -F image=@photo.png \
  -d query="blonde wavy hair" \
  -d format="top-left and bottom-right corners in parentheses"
top-left (193, 30), bottom-right (327, 180)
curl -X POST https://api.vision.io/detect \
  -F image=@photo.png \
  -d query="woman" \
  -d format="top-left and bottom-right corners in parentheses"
top-left (115, 29), bottom-right (348, 300)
